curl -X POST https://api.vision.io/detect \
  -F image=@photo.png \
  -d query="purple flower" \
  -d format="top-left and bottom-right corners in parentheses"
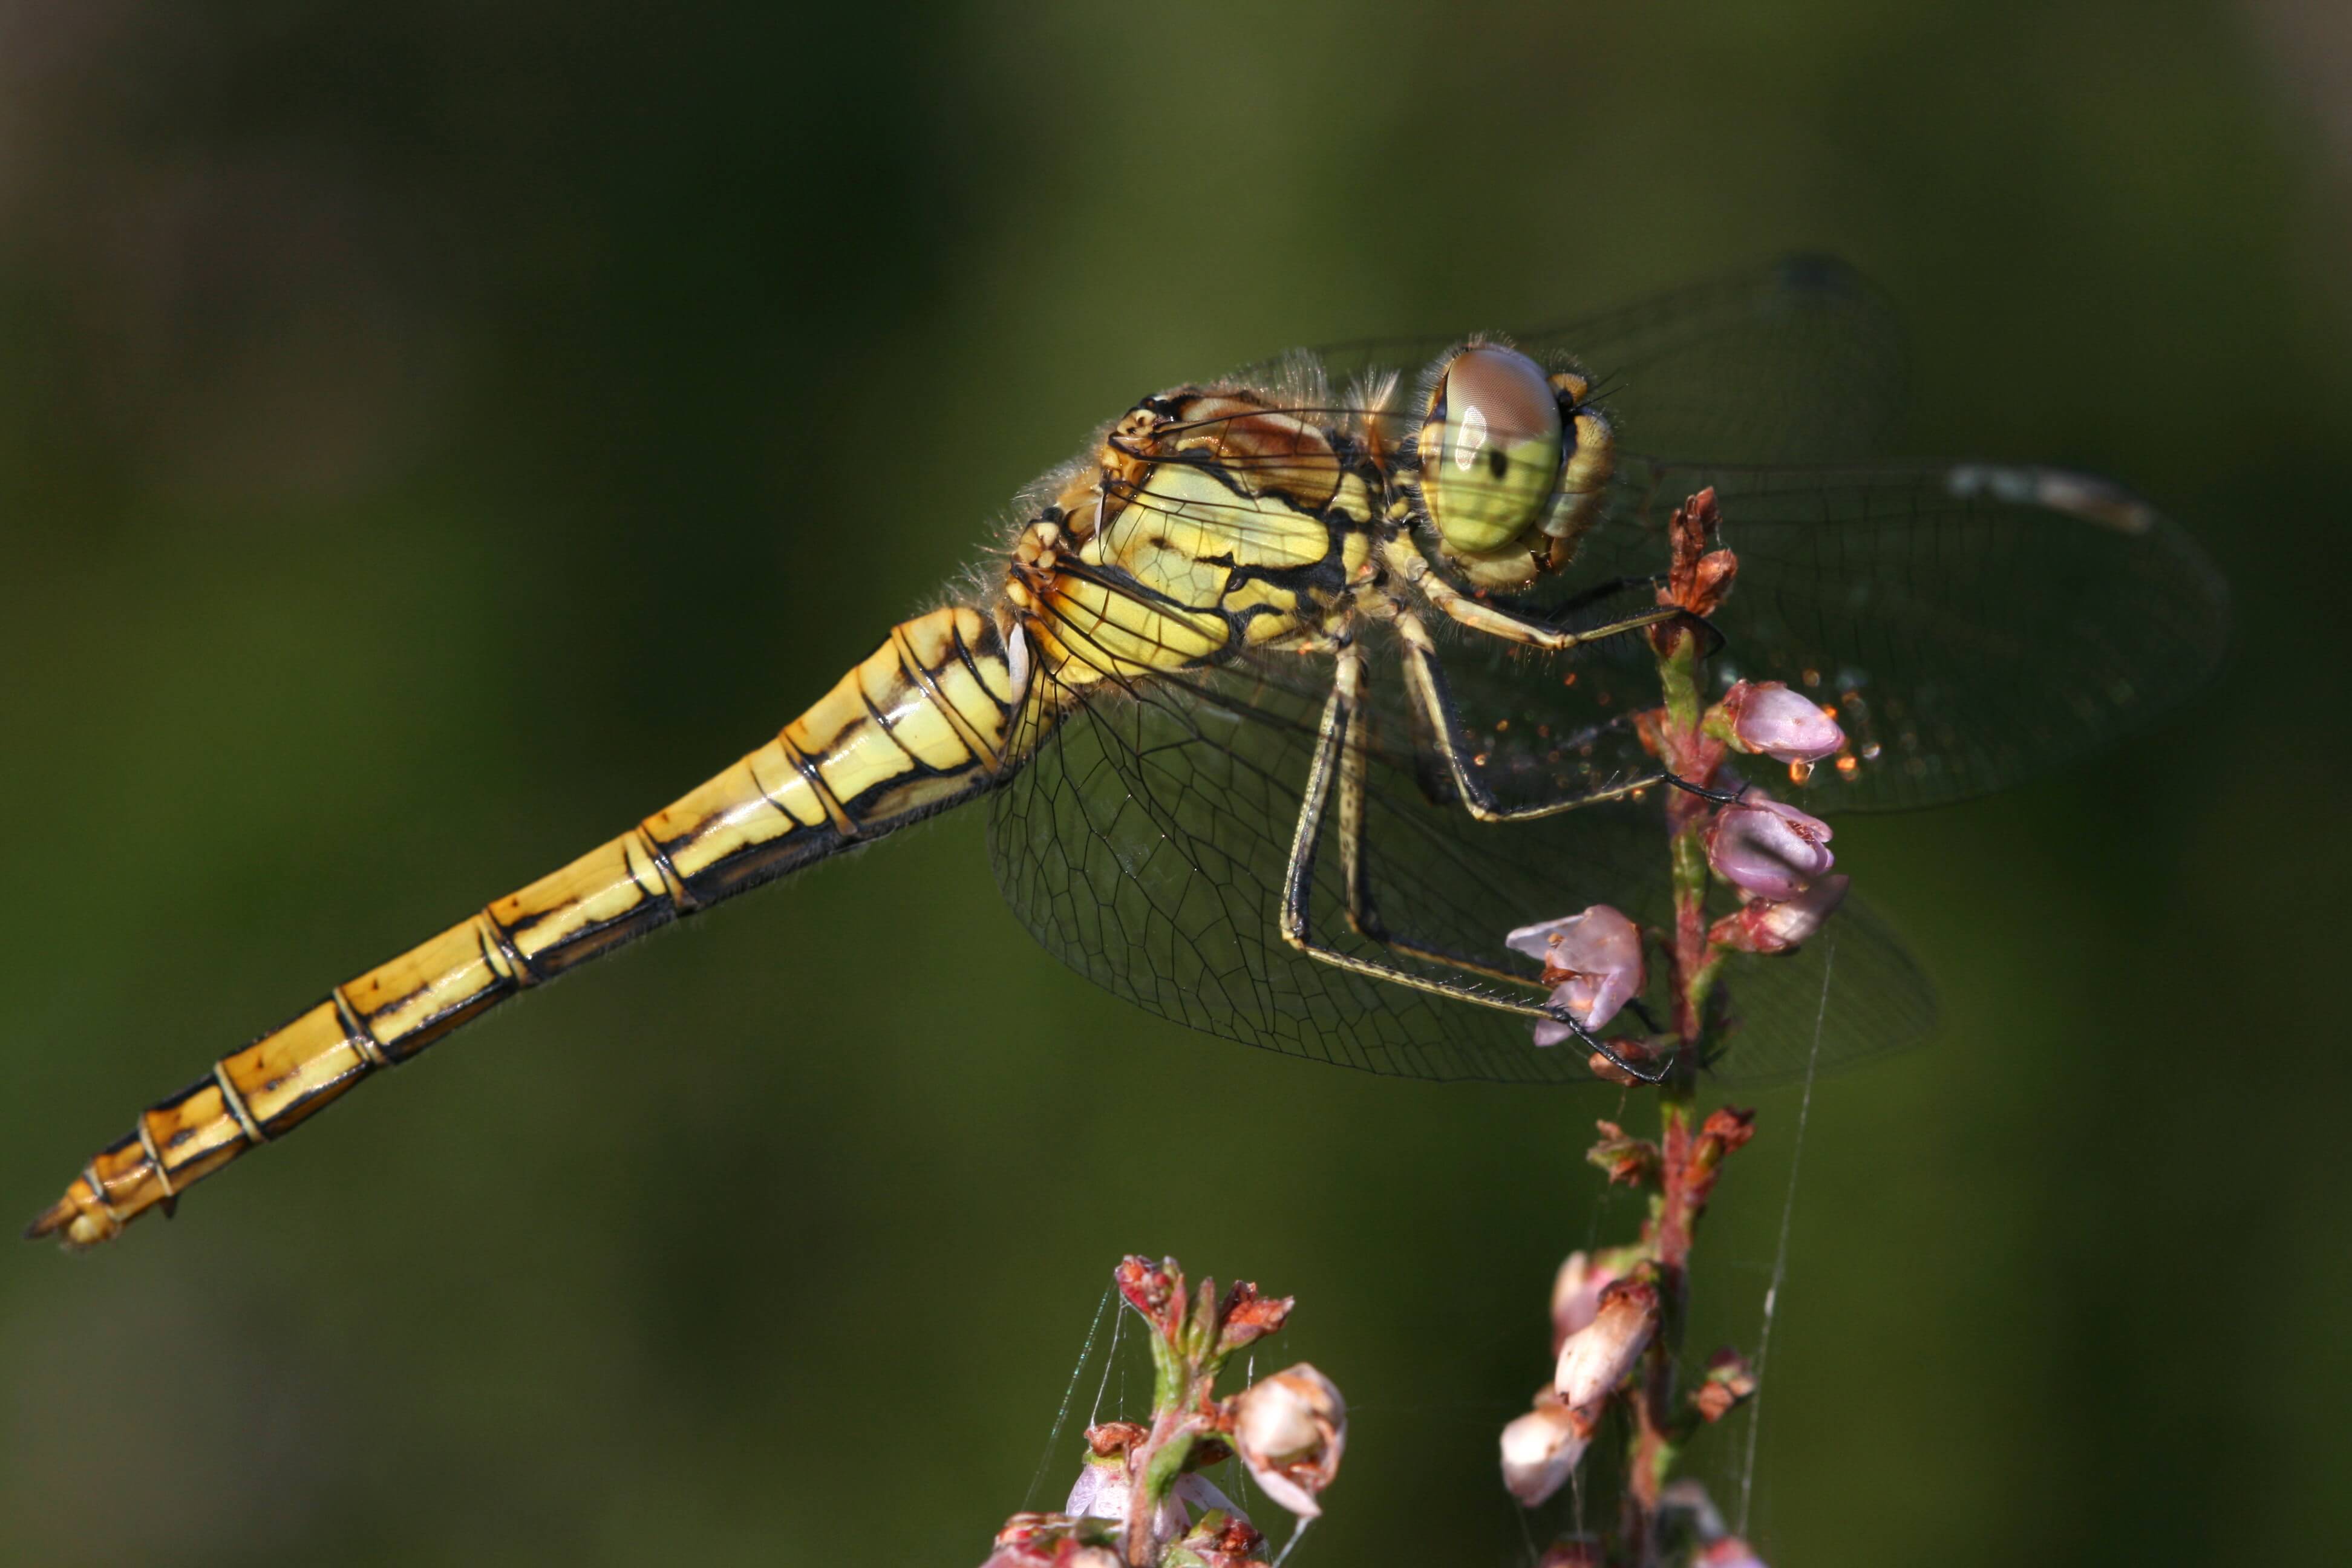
top-left (1705, 793), bottom-right (1835, 901)
top-left (1711, 874), bottom-right (1851, 955)
top-left (1505, 904), bottom-right (1645, 1034)
top-left (1718, 680), bottom-right (1845, 764)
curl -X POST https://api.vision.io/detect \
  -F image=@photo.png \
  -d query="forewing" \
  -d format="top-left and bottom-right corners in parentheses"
top-left (985, 640), bottom-right (1934, 1086)
top-left (1437, 458), bottom-right (2230, 811)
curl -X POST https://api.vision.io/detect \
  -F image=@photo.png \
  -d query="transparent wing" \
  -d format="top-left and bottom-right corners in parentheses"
top-left (1299, 252), bottom-right (1908, 463)
top-left (985, 636), bottom-right (1934, 1087)
top-left (1432, 457), bottom-right (2230, 811)
top-left (1175, 249), bottom-right (2226, 814)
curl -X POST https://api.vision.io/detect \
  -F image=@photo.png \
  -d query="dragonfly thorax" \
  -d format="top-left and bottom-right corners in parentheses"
top-left (1003, 385), bottom-right (1374, 693)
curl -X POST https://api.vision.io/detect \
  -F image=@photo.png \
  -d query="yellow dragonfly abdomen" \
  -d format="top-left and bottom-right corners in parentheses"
top-left (27, 604), bottom-right (1030, 1248)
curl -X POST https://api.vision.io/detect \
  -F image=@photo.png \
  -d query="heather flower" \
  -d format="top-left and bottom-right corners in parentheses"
top-left (1500, 1395), bottom-right (1596, 1506)
top-left (1550, 1249), bottom-right (1623, 1354)
top-left (1710, 874), bottom-right (1850, 955)
top-left (1506, 904), bottom-right (1645, 1034)
top-left (1717, 680), bottom-right (1845, 764)
top-left (1554, 1277), bottom-right (1659, 1408)
top-left (1229, 1364), bottom-right (1346, 1519)
top-left (1063, 1460), bottom-right (1195, 1544)
top-left (1705, 793), bottom-right (1834, 901)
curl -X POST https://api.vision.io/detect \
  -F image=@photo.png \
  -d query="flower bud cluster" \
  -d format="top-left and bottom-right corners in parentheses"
top-left (1697, 678), bottom-right (1852, 956)
top-left (988, 1257), bottom-right (1342, 1568)
top-left (1497, 1251), bottom-right (1667, 1509)
top-left (1704, 789), bottom-right (1848, 955)
top-left (1498, 1119), bottom-right (1766, 1529)
top-left (1486, 491), bottom-right (1820, 1558)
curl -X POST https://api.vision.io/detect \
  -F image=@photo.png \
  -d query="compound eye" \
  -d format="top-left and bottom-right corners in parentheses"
top-left (1419, 344), bottom-right (1565, 557)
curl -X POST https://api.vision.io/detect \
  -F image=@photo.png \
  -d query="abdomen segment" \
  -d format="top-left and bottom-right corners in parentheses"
top-left (27, 604), bottom-right (1030, 1248)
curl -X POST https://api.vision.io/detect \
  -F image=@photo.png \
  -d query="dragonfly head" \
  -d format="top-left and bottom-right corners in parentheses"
top-left (1413, 342), bottom-right (1615, 592)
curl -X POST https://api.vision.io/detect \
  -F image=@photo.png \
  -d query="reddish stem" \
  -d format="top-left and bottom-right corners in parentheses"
top-left (1612, 491), bottom-right (1749, 1564)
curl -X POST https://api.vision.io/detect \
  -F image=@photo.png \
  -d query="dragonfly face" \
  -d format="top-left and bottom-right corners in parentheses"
top-left (1413, 342), bottom-right (1612, 589)
top-left (27, 256), bottom-right (2229, 1249)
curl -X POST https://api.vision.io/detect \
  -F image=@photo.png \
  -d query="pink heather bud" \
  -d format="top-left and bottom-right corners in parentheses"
top-left (1505, 904), bottom-right (1645, 1034)
top-left (1554, 1278), bottom-right (1659, 1408)
top-left (1697, 1539), bottom-right (1769, 1568)
top-left (1550, 1250), bottom-right (1623, 1353)
top-left (1692, 1348), bottom-right (1760, 1423)
top-left (1229, 1363), bottom-right (1346, 1520)
top-left (1663, 488), bottom-right (1736, 619)
top-left (1710, 874), bottom-right (1849, 955)
top-left (1500, 1399), bottom-right (1596, 1506)
top-left (1719, 681), bottom-right (1844, 764)
top-left (1213, 1280), bottom-right (1293, 1356)
top-left (1114, 1256), bottom-right (1180, 1330)
top-left (1705, 793), bottom-right (1834, 901)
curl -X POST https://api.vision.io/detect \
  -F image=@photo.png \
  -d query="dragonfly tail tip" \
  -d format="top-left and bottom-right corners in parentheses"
top-left (22, 1197), bottom-right (76, 1244)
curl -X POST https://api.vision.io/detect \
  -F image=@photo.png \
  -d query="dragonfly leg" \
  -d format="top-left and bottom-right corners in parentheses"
top-left (1382, 535), bottom-right (1725, 659)
top-left (1393, 610), bottom-right (1664, 823)
top-left (1333, 686), bottom-right (1553, 993)
top-left (1380, 534), bottom-right (1685, 652)
top-left (1279, 641), bottom-right (1667, 1083)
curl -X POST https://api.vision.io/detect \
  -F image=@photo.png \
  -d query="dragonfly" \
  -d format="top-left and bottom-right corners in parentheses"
top-left (27, 256), bottom-right (2227, 1249)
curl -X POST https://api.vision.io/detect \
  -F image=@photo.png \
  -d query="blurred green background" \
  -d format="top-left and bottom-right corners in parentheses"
top-left (2, 3), bottom-right (2344, 1564)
